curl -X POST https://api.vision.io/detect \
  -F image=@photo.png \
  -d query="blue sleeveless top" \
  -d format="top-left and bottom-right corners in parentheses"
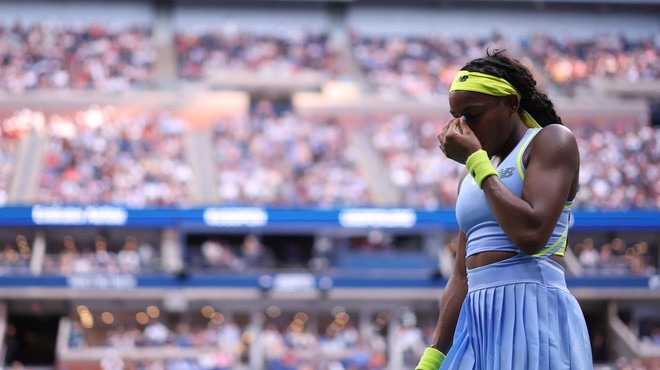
top-left (455, 128), bottom-right (571, 259)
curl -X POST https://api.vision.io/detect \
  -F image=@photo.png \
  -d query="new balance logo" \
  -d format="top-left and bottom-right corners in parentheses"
top-left (459, 75), bottom-right (469, 82)
top-left (498, 167), bottom-right (515, 179)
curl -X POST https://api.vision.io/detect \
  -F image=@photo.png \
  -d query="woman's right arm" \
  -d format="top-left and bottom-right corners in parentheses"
top-left (417, 123), bottom-right (468, 367)
top-left (430, 228), bottom-right (467, 353)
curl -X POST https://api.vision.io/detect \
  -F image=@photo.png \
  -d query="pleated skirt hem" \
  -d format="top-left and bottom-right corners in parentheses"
top-left (441, 255), bottom-right (593, 370)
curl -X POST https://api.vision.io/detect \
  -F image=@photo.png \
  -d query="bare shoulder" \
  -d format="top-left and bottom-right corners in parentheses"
top-left (531, 124), bottom-right (578, 157)
top-left (524, 124), bottom-right (579, 170)
top-left (534, 124), bottom-right (578, 148)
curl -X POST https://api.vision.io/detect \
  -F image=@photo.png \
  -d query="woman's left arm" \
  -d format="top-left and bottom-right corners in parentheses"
top-left (480, 124), bottom-right (579, 255)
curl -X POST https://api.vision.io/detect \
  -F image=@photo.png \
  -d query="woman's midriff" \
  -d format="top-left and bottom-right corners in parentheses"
top-left (467, 250), bottom-right (564, 269)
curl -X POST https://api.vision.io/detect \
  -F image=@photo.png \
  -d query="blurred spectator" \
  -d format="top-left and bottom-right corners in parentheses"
top-left (106, 326), bottom-right (139, 349)
top-left (216, 318), bottom-right (242, 354)
top-left (3, 324), bottom-right (19, 366)
top-left (93, 236), bottom-right (118, 273)
top-left (173, 322), bottom-right (193, 348)
top-left (577, 238), bottom-right (600, 272)
top-left (201, 238), bottom-right (238, 270)
top-left (143, 319), bottom-right (170, 346)
top-left (352, 230), bottom-right (391, 252)
top-left (395, 310), bottom-right (426, 368)
top-left (262, 322), bottom-right (288, 368)
top-left (238, 234), bottom-right (274, 270)
top-left (99, 351), bottom-right (124, 370)
top-left (138, 242), bottom-right (157, 269)
top-left (439, 236), bottom-right (459, 278)
top-left (651, 325), bottom-right (660, 345)
top-left (0, 242), bottom-right (30, 275)
top-left (117, 236), bottom-right (141, 273)
top-left (308, 236), bottom-right (336, 271)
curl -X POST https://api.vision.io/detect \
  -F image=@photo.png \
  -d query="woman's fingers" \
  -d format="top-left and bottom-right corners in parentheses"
top-left (438, 117), bottom-right (463, 157)
top-left (452, 119), bottom-right (461, 135)
top-left (458, 118), bottom-right (472, 135)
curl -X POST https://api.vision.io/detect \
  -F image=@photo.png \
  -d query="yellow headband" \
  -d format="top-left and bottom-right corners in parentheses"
top-left (449, 71), bottom-right (541, 129)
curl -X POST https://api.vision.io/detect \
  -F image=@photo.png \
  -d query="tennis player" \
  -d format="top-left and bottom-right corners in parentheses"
top-left (417, 50), bottom-right (593, 370)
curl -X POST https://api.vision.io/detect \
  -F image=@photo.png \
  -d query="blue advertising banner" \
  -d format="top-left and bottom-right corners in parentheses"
top-left (0, 273), bottom-right (656, 290)
top-left (0, 206), bottom-right (656, 230)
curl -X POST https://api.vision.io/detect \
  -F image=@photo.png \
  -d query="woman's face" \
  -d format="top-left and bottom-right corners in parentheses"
top-left (448, 90), bottom-right (515, 156)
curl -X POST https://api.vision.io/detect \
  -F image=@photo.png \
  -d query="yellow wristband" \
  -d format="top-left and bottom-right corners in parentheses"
top-left (416, 347), bottom-right (446, 370)
top-left (465, 149), bottom-right (498, 189)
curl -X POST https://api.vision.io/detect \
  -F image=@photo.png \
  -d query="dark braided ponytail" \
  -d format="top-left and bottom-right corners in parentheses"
top-left (461, 49), bottom-right (562, 127)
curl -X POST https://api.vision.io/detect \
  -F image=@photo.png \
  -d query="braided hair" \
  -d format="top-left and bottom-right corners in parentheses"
top-left (461, 50), bottom-right (562, 127)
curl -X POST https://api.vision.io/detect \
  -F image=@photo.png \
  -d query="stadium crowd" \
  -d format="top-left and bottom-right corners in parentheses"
top-left (68, 309), bottom-right (391, 370)
top-left (572, 236), bottom-right (658, 276)
top-left (3, 106), bottom-right (654, 210)
top-left (2, 226), bottom-right (657, 279)
top-left (367, 114), bottom-right (462, 209)
top-left (364, 113), bottom-right (660, 210)
top-left (212, 100), bottom-right (370, 207)
top-left (0, 21), bottom-right (655, 211)
top-left (38, 106), bottom-right (192, 207)
top-left (572, 119), bottom-right (660, 210)
top-left (175, 29), bottom-right (338, 80)
top-left (0, 20), bottom-right (654, 100)
top-left (522, 33), bottom-right (659, 95)
top-left (0, 23), bottom-right (154, 92)
top-left (42, 234), bottom-right (159, 275)
top-left (350, 30), bottom-right (658, 99)
top-left (349, 31), bottom-right (513, 100)
top-left (65, 304), bottom-right (660, 370)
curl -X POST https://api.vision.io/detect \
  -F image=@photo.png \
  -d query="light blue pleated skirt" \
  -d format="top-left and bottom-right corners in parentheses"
top-left (441, 254), bottom-right (593, 370)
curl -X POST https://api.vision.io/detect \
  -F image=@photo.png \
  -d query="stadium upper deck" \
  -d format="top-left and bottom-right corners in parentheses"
top-left (0, 0), bottom-right (657, 209)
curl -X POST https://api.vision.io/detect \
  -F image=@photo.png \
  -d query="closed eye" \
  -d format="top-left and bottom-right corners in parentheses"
top-left (464, 110), bottom-right (484, 122)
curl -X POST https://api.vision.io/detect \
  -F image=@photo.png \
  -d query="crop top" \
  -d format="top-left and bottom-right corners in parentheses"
top-left (455, 128), bottom-right (571, 258)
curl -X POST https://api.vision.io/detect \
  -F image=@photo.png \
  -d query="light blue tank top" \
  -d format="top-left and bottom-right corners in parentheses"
top-left (455, 128), bottom-right (571, 259)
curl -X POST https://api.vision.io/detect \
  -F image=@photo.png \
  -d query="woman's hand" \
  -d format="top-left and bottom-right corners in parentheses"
top-left (437, 116), bottom-right (483, 164)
